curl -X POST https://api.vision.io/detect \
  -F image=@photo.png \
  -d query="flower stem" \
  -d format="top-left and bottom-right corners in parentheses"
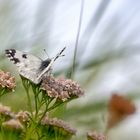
top-left (21, 76), bottom-right (33, 117)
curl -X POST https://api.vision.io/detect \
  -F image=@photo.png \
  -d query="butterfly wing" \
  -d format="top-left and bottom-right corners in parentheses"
top-left (5, 47), bottom-right (66, 84)
top-left (5, 49), bottom-right (43, 84)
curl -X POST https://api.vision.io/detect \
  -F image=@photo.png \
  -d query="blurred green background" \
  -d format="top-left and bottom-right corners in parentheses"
top-left (1, 0), bottom-right (140, 139)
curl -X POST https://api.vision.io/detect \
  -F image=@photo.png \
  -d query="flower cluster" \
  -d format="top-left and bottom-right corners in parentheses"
top-left (87, 131), bottom-right (106, 140)
top-left (0, 67), bottom-right (84, 139)
top-left (16, 111), bottom-right (30, 124)
top-left (41, 76), bottom-right (84, 101)
top-left (41, 116), bottom-right (76, 135)
top-left (0, 104), bottom-right (24, 135)
top-left (0, 70), bottom-right (16, 91)
top-left (41, 116), bottom-right (76, 140)
top-left (0, 104), bottom-right (30, 132)
top-left (1, 107), bottom-right (76, 140)
top-left (20, 74), bottom-right (84, 137)
top-left (2, 119), bottom-right (23, 131)
top-left (0, 103), bottom-right (15, 120)
top-left (0, 103), bottom-right (12, 116)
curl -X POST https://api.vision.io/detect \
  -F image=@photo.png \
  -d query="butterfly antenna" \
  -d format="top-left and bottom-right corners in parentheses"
top-left (54, 47), bottom-right (66, 61)
top-left (43, 49), bottom-right (50, 58)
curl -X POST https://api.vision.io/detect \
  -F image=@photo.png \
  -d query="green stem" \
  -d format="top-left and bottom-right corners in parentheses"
top-left (25, 86), bottom-right (33, 117)
top-left (38, 98), bottom-right (53, 122)
top-left (71, 0), bottom-right (84, 79)
top-left (47, 102), bottom-right (63, 112)
top-left (32, 86), bottom-right (39, 119)
top-left (21, 77), bottom-right (33, 117)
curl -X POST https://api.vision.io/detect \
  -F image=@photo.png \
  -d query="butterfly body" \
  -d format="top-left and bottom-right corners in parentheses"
top-left (5, 48), bottom-right (66, 84)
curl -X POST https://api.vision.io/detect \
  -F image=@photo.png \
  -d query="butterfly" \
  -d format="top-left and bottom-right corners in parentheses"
top-left (5, 47), bottom-right (66, 84)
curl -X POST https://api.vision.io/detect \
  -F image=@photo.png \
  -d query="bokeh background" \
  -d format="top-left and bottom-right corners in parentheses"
top-left (1, 0), bottom-right (140, 139)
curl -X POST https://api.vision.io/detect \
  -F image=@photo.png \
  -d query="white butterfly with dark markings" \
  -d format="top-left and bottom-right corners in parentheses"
top-left (5, 47), bottom-right (66, 84)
